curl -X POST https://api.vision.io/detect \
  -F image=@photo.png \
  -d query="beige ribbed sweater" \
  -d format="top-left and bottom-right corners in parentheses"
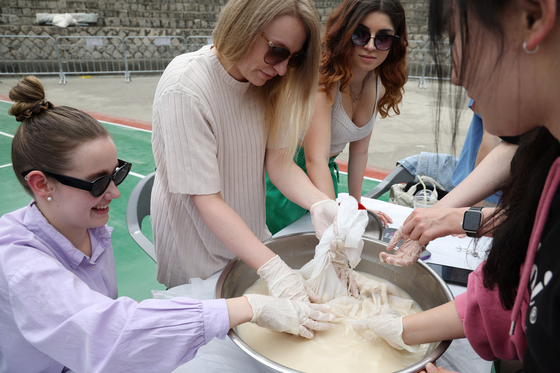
top-left (151, 45), bottom-right (271, 288)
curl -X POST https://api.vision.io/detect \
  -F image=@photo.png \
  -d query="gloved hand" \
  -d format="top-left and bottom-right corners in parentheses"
top-left (353, 304), bottom-right (420, 353)
top-left (245, 293), bottom-right (335, 339)
top-left (258, 255), bottom-right (320, 303)
top-left (310, 199), bottom-right (339, 239)
top-left (380, 226), bottom-right (425, 267)
top-left (329, 238), bottom-right (359, 297)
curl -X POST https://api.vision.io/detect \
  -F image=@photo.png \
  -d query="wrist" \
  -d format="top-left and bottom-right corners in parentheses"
top-left (310, 198), bottom-right (328, 210)
top-left (226, 296), bottom-right (253, 328)
top-left (257, 254), bottom-right (281, 275)
top-left (256, 251), bottom-right (278, 271)
top-left (455, 207), bottom-right (469, 232)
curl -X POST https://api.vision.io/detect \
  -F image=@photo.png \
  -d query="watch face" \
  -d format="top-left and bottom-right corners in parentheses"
top-left (463, 211), bottom-right (482, 231)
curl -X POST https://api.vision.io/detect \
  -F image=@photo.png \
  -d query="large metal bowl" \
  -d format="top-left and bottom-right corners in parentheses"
top-left (364, 210), bottom-right (385, 240)
top-left (215, 233), bottom-right (453, 373)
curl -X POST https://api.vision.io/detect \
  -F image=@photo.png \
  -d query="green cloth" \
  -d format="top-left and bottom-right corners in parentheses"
top-left (265, 147), bottom-right (339, 235)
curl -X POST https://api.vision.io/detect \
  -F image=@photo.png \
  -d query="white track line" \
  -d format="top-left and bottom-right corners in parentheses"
top-left (129, 171), bottom-right (146, 179)
top-left (0, 163), bottom-right (12, 169)
top-left (338, 170), bottom-right (381, 182)
top-left (0, 130), bottom-right (14, 138)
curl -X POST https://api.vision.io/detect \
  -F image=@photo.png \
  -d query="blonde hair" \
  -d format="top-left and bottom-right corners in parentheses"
top-left (213, 0), bottom-right (322, 161)
top-left (9, 76), bottom-right (109, 196)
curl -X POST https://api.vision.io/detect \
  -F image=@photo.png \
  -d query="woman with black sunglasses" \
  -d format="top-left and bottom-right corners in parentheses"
top-left (151, 0), bottom-right (341, 297)
top-left (266, 0), bottom-right (408, 235)
top-left (0, 76), bottom-right (334, 372)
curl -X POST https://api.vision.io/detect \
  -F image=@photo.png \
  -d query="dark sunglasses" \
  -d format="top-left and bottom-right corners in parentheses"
top-left (22, 159), bottom-right (132, 198)
top-left (351, 28), bottom-right (399, 51)
top-left (261, 32), bottom-right (306, 68)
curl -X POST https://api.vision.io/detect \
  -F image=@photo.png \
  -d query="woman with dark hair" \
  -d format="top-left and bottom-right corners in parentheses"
top-left (265, 0), bottom-right (408, 235)
top-left (0, 76), bottom-right (334, 372)
top-left (351, 0), bottom-right (560, 372)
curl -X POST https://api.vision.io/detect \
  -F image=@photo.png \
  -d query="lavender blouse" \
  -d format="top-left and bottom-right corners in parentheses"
top-left (0, 202), bottom-right (229, 373)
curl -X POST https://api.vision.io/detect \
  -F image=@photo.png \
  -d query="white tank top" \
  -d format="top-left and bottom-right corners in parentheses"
top-left (329, 75), bottom-right (381, 154)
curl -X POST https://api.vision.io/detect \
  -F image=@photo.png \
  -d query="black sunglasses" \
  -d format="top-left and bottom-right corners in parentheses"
top-left (351, 28), bottom-right (399, 51)
top-left (261, 32), bottom-right (306, 68)
top-left (22, 159), bottom-right (132, 198)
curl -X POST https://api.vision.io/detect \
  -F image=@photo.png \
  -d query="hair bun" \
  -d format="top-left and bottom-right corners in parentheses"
top-left (8, 76), bottom-right (52, 122)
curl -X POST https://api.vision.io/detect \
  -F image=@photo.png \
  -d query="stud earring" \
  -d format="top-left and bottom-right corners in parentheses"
top-left (47, 196), bottom-right (52, 202)
top-left (523, 41), bottom-right (539, 54)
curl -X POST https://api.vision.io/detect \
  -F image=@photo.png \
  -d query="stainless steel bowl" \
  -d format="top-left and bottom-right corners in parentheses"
top-left (215, 233), bottom-right (453, 373)
top-left (365, 210), bottom-right (384, 240)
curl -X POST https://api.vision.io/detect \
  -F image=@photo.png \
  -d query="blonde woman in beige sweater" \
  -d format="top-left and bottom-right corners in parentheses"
top-left (151, 0), bottom-right (338, 301)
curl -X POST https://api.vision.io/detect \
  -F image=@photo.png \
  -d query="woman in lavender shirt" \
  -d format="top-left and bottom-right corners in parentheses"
top-left (0, 77), bottom-right (333, 373)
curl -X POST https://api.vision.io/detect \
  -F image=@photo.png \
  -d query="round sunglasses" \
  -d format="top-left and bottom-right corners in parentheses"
top-left (351, 28), bottom-right (399, 51)
top-left (261, 32), bottom-right (306, 68)
top-left (22, 159), bottom-right (132, 198)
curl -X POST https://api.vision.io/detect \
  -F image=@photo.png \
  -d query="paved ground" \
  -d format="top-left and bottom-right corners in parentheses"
top-left (0, 74), bottom-right (471, 171)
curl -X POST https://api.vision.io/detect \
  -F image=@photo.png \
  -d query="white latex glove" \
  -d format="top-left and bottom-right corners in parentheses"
top-left (310, 199), bottom-right (339, 239)
top-left (380, 226), bottom-right (425, 267)
top-left (329, 238), bottom-right (359, 298)
top-left (353, 304), bottom-right (420, 353)
top-left (257, 255), bottom-right (320, 303)
top-left (245, 294), bottom-right (335, 339)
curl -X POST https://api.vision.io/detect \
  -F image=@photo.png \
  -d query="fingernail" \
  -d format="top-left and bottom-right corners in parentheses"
top-left (425, 363), bottom-right (436, 372)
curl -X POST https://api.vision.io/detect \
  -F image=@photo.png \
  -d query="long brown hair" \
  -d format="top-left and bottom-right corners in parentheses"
top-left (320, 0), bottom-right (408, 118)
top-left (9, 76), bottom-right (110, 196)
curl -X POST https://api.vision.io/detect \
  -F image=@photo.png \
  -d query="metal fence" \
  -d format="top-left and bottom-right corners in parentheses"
top-left (423, 41), bottom-right (453, 84)
top-left (0, 35), bottom-right (451, 87)
top-left (406, 40), bottom-right (428, 88)
top-left (56, 36), bottom-right (128, 84)
top-left (124, 36), bottom-right (187, 82)
top-left (0, 35), bottom-right (64, 83)
top-left (186, 36), bottom-right (213, 53)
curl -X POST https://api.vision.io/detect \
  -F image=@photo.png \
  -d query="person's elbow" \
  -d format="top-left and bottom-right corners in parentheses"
top-left (349, 143), bottom-right (369, 160)
top-left (305, 153), bottom-right (330, 173)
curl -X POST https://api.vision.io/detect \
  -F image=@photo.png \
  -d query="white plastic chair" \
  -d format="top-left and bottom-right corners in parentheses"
top-left (126, 171), bottom-right (157, 262)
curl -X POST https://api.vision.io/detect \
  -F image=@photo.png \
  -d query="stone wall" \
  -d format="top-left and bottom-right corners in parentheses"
top-left (1, 0), bottom-right (430, 41)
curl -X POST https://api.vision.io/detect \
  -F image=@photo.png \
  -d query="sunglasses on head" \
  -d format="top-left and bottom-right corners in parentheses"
top-left (22, 159), bottom-right (132, 198)
top-left (351, 28), bottom-right (399, 51)
top-left (261, 32), bottom-right (306, 68)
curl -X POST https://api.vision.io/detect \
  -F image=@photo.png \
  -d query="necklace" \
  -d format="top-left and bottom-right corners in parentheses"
top-left (349, 82), bottom-right (365, 103)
